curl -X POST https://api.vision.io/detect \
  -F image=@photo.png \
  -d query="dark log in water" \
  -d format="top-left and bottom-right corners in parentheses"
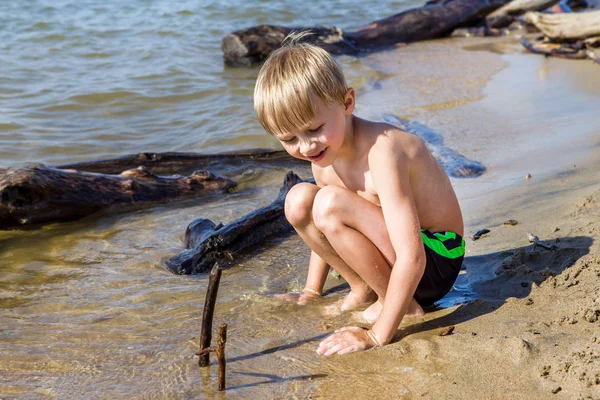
top-left (0, 165), bottom-right (235, 230)
top-left (198, 265), bottom-right (223, 367)
top-left (167, 171), bottom-right (308, 275)
top-left (221, 0), bottom-right (510, 66)
top-left (54, 148), bottom-right (306, 176)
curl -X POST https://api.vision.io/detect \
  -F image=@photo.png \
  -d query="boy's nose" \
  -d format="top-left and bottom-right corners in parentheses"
top-left (300, 140), bottom-right (317, 156)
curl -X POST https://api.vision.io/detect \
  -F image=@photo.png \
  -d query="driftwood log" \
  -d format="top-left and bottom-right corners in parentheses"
top-left (54, 148), bottom-right (306, 176)
top-left (167, 171), bottom-right (308, 275)
top-left (524, 9), bottom-right (600, 39)
top-left (221, 0), bottom-right (510, 66)
top-left (0, 165), bottom-right (235, 230)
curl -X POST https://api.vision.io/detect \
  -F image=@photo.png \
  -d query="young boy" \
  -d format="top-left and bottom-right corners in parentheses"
top-left (253, 36), bottom-right (465, 355)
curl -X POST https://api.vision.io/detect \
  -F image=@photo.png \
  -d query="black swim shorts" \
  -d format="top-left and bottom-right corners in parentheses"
top-left (414, 229), bottom-right (465, 307)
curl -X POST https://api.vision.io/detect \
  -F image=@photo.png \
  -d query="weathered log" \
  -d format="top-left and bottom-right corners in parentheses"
top-left (221, 0), bottom-right (510, 66)
top-left (486, 0), bottom-right (561, 28)
top-left (54, 148), bottom-right (306, 176)
top-left (167, 171), bottom-right (308, 275)
top-left (524, 9), bottom-right (600, 40)
top-left (198, 265), bottom-right (223, 367)
top-left (0, 165), bottom-right (235, 230)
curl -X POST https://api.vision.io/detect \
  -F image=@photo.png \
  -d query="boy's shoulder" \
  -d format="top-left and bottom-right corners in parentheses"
top-left (359, 119), bottom-right (425, 160)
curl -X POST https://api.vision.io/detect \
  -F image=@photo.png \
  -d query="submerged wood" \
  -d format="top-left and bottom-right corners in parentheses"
top-left (199, 265), bottom-right (223, 367)
top-left (221, 0), bottom-right (510, 66)
top-left (0, 165), bottom-right (235, 230)
top-left (524, 9), bottom-right (600, 40)
top-left (54, 148), bottom-right (305, 176)
top-left (167, 171), bottom-right (308, 275)
top-left (486, 0), bottom-right (561, 28)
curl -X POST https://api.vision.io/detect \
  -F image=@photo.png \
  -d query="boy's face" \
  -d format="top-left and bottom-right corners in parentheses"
top-left (275, 89), bottom-right (355, 167)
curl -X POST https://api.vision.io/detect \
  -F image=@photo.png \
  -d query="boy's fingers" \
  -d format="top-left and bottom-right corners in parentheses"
top-left (337, 346), bottom-right (358, 355)
top-left (322, 341), bottom-right (348, 356)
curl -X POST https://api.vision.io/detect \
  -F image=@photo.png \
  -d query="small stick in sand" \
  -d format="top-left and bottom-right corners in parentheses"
top-left (198, 265), bottom-right (223, 367)
top-left (216, 323), bottom-right (227, 391)
top-left (527, 233), bottom-right (558, 250)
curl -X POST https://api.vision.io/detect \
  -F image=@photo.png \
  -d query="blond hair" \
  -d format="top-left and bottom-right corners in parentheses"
top-left (253, 33), bottom-right (348, 136)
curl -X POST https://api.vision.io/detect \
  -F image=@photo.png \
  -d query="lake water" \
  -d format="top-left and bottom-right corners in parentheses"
top-left (2, 1), bottom-right (600, 399)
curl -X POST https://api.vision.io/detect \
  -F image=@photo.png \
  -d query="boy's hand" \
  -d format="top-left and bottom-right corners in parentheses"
top-left (317, 326), bottom-right (379, 356)
top-left (275, 288), bottom-right (320, 305)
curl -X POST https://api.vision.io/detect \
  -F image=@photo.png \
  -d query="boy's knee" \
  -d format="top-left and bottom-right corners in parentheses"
top-left (284, 183), bottom-right (318, 226)
top-left (312, 186), bottom-right (345, 232)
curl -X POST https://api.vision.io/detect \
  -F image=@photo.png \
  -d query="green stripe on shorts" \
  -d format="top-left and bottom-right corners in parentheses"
top-left (421, 229), bottom-right (465, 259)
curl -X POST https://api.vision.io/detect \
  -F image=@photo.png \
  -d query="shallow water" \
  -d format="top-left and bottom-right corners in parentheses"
top-left (2, 1), bottom-right (600, 398)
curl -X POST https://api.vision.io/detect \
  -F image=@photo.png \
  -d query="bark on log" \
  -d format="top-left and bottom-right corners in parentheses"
top-left (486, 0), bottom-right (561, 28)
top-left (54, 148), bottom-right (306, 176)
top-left (222, 0), bottom-right (510, 66)
top-left (524, 9), bottom-right (600, 39)
top-left (0, 165), bottom-right (235, 230)
top-left (167, 171), bottom-right (309, 275)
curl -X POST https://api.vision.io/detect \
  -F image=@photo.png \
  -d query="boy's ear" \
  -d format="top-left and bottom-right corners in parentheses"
top-left (343, 88), bottom-right (355, 115)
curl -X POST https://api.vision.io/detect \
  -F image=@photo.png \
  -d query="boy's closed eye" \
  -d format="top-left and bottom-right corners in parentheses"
top-left (281, 136), bottom-right (297, 144)
top-left (308, 124), bottom-right (324, 133)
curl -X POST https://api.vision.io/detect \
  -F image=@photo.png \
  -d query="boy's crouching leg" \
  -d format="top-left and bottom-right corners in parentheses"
top-left (312, 186), bottom-right (390, 311)
top-left (284, 182), bottom-right (319, 228)
top-left (311, 185), bottom-right (348, 234)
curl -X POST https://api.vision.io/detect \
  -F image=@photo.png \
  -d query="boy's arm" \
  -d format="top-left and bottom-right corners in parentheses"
top-left (318, 135), bottom-right (426, 354)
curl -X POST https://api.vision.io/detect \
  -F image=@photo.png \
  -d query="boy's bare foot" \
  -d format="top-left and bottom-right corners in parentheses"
top-left (352, 298), bottom-right (424, 324)
top-left (322, 290), bottom-right (377, 317)
top-left (406, 299), bottom-right (425, 317)
top-left (352, 300), bottom-right (383, 324)
top-left (275, 289), bottom-right (320, 305)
